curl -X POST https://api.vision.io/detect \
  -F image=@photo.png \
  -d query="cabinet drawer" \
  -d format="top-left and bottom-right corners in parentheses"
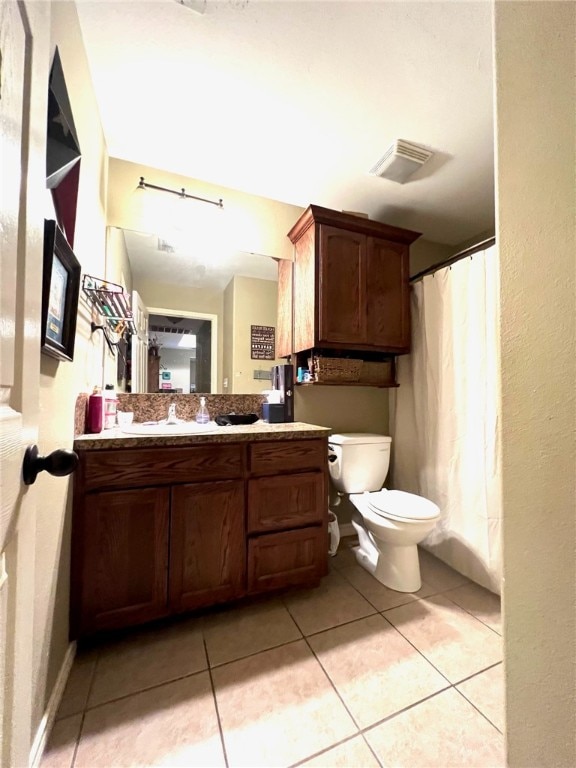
top-left (83, 444), bottom-right (244, 490)
top-left (249, 439), bottom-right (326, 475)
top-left (248, 471), bottom-right (325, 533)
top-left (248, 526), bottom-right (326, 593)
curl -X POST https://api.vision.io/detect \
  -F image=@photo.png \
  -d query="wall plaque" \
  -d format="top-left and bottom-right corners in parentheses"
top-left (251, 325), bottom-right (275, 360)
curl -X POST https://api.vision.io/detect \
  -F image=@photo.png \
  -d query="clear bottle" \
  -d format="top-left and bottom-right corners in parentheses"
top-left (195, 396), bottom-right (210, 424)
top-left (103, 384), bottom-right (117, 429)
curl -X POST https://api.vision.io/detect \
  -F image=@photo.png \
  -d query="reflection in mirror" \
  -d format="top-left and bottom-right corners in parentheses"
top-left (149, 313), bottom-right (212, 394)
top-left (107, 227), bottom-right (288, 394)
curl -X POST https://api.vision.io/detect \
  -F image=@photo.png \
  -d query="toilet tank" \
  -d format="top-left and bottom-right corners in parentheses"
top-left (328, 433), bottom-right (392, 493)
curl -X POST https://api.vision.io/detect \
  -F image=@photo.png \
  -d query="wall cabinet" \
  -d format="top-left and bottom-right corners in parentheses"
top-left (280, 205), bottom-right (420, 357)
top-left (71, 437), bottom-right (328, 637)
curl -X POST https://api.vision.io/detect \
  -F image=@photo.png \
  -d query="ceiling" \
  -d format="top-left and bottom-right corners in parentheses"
top-left (77, 0), bottom-right (495, 246)
top-left (122, 228), bottom-right (278, 291)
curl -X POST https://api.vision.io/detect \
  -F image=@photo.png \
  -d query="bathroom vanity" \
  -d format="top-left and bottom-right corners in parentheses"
top-left (71, 423), bottom-right (330, 638)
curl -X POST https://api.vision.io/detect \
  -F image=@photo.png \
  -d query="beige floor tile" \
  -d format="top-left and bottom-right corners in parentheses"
top-left (365, 688), bottom-right (504, 767)
top-left (57, 649), bottom-right (98, 719)
top-left (384, 595), bottom-right (502, 683)
top-left (88, 618), bottom-right (207, 707)
top-left (212, 640), bottom-right (357, 767)
top-left (40, 714), bottom-right (82, 768)
top-left (339, 564), bottom-right (420, 611)
top-left (418, 548), bottom-right (470, 593)
top-left (457, 664), bottom-right (504, 732)
top-left (309, 614), bottom-right (448, 728)
top-left (330, 538), bottom-right (358, 571)
top-left (203, 597), bottom-right (302, 666)
top-left (284, 570), bottom-right (376, 636)
top-left (301, 736), bottom-right (380, 767)
top-left (445, 582), bottom-right (502, 634)
top-left (76, 672), bottom-right (224, 768)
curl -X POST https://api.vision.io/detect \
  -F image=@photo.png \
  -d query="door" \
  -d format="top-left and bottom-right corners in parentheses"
top-left (76, 488), bottom-right (170, 635)
top-left (194, 320), bottom-right (212, 393)
top-left (169, 481), bottom-right (245, 611)
top-left (0, 2), bottom-right (43, 764)
top-left (366, 237), bottom-right (410, 350)
top-left (130, 289), bottom-right (149, 392)
top-left (318, 225), bottom-right (367, 344)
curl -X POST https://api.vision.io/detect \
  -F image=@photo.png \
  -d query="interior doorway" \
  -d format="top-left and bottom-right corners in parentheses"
top-left (147, 308), bottom-right (217, 393)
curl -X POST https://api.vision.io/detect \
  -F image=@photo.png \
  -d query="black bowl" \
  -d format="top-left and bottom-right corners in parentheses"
top-left (215, 413), bottom-right (259, 426)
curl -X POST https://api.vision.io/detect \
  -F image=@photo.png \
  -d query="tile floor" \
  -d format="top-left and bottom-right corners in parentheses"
top-left (42, 540), bottom-right (504, 768)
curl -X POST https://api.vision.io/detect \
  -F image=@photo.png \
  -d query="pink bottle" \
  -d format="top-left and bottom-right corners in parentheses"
top-left (87, 386), bottom-right (103, 434)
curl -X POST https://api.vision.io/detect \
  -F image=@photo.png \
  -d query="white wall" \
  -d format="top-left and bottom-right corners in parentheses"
top-left (229, 276), bottom-right (283, 394)
top-left (494, 3), bottom-right (576, 765)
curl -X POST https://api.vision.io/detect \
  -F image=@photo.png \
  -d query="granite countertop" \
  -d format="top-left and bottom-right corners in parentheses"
top-left (73, 421), bottom-right (331, 451)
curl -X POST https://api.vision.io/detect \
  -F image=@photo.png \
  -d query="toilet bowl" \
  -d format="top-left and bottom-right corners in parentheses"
top-left (328, 434), bottom-right (440, 592)
top-left (349, 490), bottom-right (440, 592)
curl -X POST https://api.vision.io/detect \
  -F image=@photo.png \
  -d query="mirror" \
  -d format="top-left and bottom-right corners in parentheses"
top-left (106, 226), bottom-right (288, 394)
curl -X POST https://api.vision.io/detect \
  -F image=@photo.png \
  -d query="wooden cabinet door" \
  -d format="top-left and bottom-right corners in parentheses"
top-left (366, 237), bottom-right (410, 351)
top-left (318, 225), bottom-right (367, 344)
top-left (76, 487), bottom-right (169, 635)
top-left (170, 481), bottom-right (245, 612)
top-left (248, 526), bottom-right (325, 593)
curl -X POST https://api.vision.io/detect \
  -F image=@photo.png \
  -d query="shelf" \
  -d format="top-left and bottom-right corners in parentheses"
top-left (82, 275), bottom-right (136, 335)
top-left (295, 381), bottom-right (399, 389)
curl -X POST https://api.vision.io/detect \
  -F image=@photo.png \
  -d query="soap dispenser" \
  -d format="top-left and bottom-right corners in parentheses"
top-left (195, 396), bottom-right (210, 424)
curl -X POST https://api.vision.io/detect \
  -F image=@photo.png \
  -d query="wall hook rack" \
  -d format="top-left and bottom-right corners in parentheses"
top-left (90, 322), bottom-right (121, 355)
top-left (82, 275), bottom-right (136, 335)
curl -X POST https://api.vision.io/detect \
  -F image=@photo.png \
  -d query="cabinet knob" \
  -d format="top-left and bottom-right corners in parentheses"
top-left (22, 445), bottom-right (79, 486)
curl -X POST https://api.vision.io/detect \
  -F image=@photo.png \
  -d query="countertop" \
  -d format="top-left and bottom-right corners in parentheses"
top-left (73, 421), bottom-right (331, 451)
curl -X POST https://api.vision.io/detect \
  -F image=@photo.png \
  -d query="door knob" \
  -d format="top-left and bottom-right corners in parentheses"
top-left (22, 445), bottom-right (79, 486)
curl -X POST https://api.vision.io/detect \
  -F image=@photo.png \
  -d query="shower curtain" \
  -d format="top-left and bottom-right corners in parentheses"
top-left (390, 244), bottom-right (502, 594)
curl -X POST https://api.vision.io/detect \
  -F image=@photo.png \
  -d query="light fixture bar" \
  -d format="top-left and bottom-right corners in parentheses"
top-left (137, 176), bottom-right (223, 208)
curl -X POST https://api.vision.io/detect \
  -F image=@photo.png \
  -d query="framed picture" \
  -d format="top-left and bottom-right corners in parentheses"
top-left (41, 220), bottom-right (81, 361)
top-left (250, 324), bottom-right (275, 360)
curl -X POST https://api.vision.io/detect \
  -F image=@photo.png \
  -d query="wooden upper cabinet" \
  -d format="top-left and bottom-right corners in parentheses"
top-left (284, 205), bottom-right (420, 355)
top-left (276, 258), bottom-right (293, 358)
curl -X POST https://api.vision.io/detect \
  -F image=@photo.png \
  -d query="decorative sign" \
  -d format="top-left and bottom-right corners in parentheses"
top-left (251, 325), bottom-right (275, 360)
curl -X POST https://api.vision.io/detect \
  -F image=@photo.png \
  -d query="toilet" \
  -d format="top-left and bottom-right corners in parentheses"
top-left (328, 433), bottom-right (440, 592)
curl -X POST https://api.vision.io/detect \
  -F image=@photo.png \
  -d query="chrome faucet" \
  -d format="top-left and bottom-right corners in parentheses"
top-left (166, 403), bottom-right (179, 425)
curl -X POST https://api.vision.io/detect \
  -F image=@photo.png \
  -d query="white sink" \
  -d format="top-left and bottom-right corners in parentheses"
top-left (120, 421), bottom-right (219, 436)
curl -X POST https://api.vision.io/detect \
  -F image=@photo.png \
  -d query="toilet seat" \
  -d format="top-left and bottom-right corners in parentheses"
top-left (365, 490), bottom-right (440, 524)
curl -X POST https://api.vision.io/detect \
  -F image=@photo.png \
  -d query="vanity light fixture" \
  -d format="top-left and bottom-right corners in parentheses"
top-left (137, 177), bottom-right (223, 208)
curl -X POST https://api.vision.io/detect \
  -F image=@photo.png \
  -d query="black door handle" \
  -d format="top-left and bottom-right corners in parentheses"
top-left (22, 445), bottom-right (79, 486)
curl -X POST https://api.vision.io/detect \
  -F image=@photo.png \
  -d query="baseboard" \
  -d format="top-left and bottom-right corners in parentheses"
top-left (30, 641), bottom-right (77, 768)
top-left (338, 523), bottom-right (356, 538)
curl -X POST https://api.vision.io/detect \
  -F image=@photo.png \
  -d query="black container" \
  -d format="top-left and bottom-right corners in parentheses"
top-left (262, 403), bottom-right (287, 423)
top-left (270, 364), bottom-right (294, 422)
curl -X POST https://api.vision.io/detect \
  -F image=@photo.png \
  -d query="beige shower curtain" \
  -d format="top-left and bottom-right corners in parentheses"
top-left (390, 244), bottom-right (502, 594)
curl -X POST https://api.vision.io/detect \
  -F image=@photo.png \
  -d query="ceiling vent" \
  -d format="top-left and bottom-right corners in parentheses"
top-left (369, 140), bottom-right (433, 183)
top-left (174, 0), bottom-right (206, 13)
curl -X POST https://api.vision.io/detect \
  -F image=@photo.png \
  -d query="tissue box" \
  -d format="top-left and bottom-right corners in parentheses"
top-left (263, 403), bottom-right (286, 423)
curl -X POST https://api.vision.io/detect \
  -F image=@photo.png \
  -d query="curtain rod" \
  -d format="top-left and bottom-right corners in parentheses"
top-left (410, 236), bottom-right (496, 283)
